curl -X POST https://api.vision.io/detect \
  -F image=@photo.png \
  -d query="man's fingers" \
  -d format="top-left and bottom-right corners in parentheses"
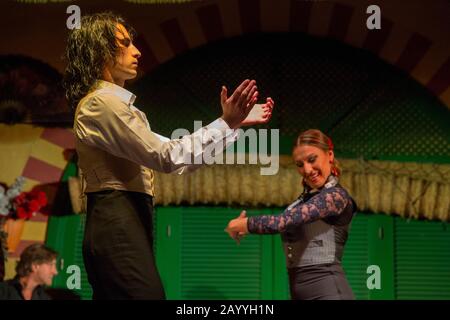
top-left (220, 86), bottom-right (227, 105)
top-left (229, 79), bottom-right (251, 103)
top-left (245, 92), bottom-right (259, 109)
top-left (244, 91), bottom-right (258, 114)
top-left (260, 98), bottom-right (274, 118)
top-left (267, 97), bottom-right (274, 110)
top-left (262, 112), bottom-right (271, 119)
top-left (245, 86), bottom-right (258, 106)
top-left (235, 80), bottom-right (256, 106)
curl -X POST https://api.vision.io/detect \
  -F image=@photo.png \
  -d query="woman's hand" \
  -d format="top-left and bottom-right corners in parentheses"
top-left (225, 210), bottom-right (249, 244)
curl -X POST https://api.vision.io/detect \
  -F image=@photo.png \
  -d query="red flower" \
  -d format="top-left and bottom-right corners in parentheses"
top-left (36, 191), bottom-right (47, 207)
top-left (327, 138), bottom-right (334, 151)
top-left (16, 207), bottom-right (30, 219)
top-left (11, 190), bottom-right (48, 220)
top-left (28, 200), bottom-right (40, 213)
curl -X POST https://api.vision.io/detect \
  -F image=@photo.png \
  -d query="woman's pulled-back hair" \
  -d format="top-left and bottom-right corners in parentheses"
top-left (295, 129), bottom-right (341, 177)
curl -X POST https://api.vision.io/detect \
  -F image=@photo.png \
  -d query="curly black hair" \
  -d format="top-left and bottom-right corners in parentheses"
top-left (63, 12), bottom-right (135, 110)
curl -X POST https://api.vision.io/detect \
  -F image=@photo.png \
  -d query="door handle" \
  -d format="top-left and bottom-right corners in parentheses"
top-left (378, 227), bottom-right (384, 240)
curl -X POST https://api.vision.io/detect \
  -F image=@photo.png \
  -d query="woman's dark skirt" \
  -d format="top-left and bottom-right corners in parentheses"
top-left (288, 263), bottom-right (355, 300)
top-left (83, 189), bottom-right (165, 300)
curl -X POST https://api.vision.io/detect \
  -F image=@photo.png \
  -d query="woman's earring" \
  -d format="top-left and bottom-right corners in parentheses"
top-left (331, 167), bottom-right (338, 176)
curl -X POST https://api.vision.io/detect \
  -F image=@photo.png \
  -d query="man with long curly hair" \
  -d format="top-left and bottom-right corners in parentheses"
top-left (63, 12), bottom-right (274, 299)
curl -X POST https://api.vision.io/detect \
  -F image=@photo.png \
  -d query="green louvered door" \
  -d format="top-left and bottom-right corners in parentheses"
top-left (181, 207), bottom-right (268, 299)
top-left (342, 213), bottom-right (370, 299)
top-left (47, 208), bottom-right (450, 300)
top-left (46, 214), bottom-right (92, 299)
top-left (155, 208), bottom-right (398, 300)
top-left (155, 206), bottom-right (285, 300)
top-left (73, 214), bottom-right (93, 299)
top-left (46, 214), bottom-right (78, 290)
top-left (394, 218), bottom-right (450, 299)
top-left (343, 213), bottom-right (395, 300)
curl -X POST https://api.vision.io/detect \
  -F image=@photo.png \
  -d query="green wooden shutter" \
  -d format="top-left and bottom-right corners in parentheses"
top-left (394, 218), bottom-right (450, 299)
top-left (271, 219), bottom-right (290, 300)
top-left (342, 213), bottom-right (371, 299)
top-left (156, 208), bottom-right (400, 300)
top-left (46, 215), bottom-right (77, 289)
top-left (156, 206), bottom-right (279, 299)
top-left (155, 206), bottom-right (182, 298)
top-left (73, 214), bottom-right (93, 299)
top-left (92, 209), bottom-right (450, 300)
top-left (46, 214), bottom-right (92, 300)
top-left (179, 207), bottom-right (272, 299)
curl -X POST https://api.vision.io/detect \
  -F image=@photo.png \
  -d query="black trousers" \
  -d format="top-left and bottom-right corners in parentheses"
top-left (288, 263), bottom-right (355, 300)
top-left (83, 190), bottom-right (166, 300)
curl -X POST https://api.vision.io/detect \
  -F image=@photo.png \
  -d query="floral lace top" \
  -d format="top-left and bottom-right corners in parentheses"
top-left (247, 186), bottom-right (353, 234)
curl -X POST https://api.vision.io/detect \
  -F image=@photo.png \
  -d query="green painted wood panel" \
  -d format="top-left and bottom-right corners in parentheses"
top-left (73, 214), bottom-right (92, 299)
top-left (342, 213), bottom-right (370, 299)
top-left (46, 214), bottom-right (92, 300)
top-left (394, 218), bottom-right (450, 299)
top-left (155, 206), bottom-right (182, 299)
top-left (46, 206), bottom-right (450, 300)
top-left (178, 207), bottom-right (272, 300)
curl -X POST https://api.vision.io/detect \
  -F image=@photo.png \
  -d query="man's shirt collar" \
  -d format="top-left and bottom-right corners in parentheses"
top-left (95, 80), bottom-right (136, 106)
